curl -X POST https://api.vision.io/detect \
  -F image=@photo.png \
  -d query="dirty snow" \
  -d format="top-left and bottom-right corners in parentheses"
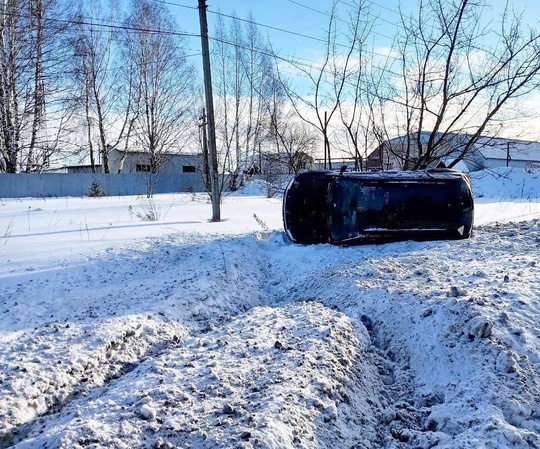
top-left (0, 167), bottom-right (539, 448)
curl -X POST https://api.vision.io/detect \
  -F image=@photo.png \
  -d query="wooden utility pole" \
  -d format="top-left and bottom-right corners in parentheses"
top-left (324, 111), bottom-right (332, 170)
top-left (198, 0), bottom-right (221, 221)
top-left (199, 108), bottom-right (211, 192)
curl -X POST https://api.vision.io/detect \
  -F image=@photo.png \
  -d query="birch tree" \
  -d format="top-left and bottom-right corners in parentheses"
top-left (123, 0), bottom-right (196, 174)
top-left (69, 0), bottom-right (139, 173)
top-left (212, 12), bottom-right (245, 178)
top-left (211, 11), bottom-right (279, 186)
top-left (0, 0), bottom-right (22, 172)
top-left (0, 0), bottom-right (69, 173)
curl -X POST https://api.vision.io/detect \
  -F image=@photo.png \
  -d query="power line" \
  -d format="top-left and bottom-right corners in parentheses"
top-left (336, 0), bottom-right (401, 17)
top-left (147, 0), bottom-right (404, 66)
top-left (58, 8), bottom-right (397, 74)
top-left (288, 0), bottom-right (330, 17)
top-left (62, 16), bottom-right (200, 39)
top-left (288, 0), bottom-right (399, 30)
top-left (206, 32), bottom-right (406, 93)
top-left (149, 0), bottom-right (198, 11)
top-left (203, 14), bottom-right (404, 73)
top-left (66, 11), bottom-right (405, 90)
top-left (151, 0), bottom-right (399, 45)
top-left (206, 9), bottom-right (330, 47)
top-left (0, 5), bottom-right (406, 93)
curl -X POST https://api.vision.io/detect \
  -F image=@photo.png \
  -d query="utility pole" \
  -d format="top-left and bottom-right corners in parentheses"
top-left (324, 111), bottom-right (332, 170)
top-left (198, 0), bottom-right (221, 221)
top-left (199, 108), bottom-right (211, 192)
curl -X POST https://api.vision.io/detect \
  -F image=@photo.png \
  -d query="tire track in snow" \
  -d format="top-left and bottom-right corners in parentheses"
top-left (0, 316), bottom-right (188, 448)
top-left (3, 232), bottom-right (387, 448)
top-left (5, 221), bottom-right (540, 448)
top-left (10, 302), bottom-right (382, 449)
top-left (259, 234), bottom-right (397, 447)
top-left (263, 221), bottom-right (540, 447)
top-left (0, 234), bottom-right (275, 448)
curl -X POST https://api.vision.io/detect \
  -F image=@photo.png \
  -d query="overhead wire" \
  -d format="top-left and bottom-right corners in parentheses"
top-left (290, 0), bottom-right (399, 28)
top-left (156, 0), bottom-right (401, 44)
top-left (27, 5), bottom-right (402, 82)
top-left (336, 0), bottom-right (401, 18)
top-left (144, 0), bottom-right (407, 75)
top-left (0, 2), bottom-right (407, 94)
top-left (203, 5), bottom-right (401, 61)
top-left (12, 0), bottom-right (402, 78)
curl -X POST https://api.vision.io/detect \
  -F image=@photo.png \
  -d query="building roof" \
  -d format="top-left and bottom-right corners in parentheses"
top-left (384, 132), bottom-right (540, 163)
top-left (109, 148), bottom-right (201, 157)
top-left (46, 164), bottom-right (103, 173)
top-left (474, 136), bottom-right (540, 162)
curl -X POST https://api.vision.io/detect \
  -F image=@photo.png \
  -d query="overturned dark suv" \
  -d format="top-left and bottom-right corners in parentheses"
top-left (283, 168), bottom-right (474, 244)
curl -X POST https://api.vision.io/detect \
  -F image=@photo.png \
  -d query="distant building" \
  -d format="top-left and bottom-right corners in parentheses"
top-left (244, 152), bottom-right (314, 176)
top-left (108, 149), bottom-right (203, 174)
top-left (367, 133), bottom-right (540, 172)
top-left (49, 149), bottom-right (203, 174)
top-left (47, 164), bottom-right (103, 174)
top-left (469, 136), bottom-right (540, 173)
top-left (314, 158), bottom-right (360, 171)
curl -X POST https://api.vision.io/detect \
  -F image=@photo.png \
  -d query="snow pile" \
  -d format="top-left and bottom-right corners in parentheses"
top-left (12, 302), bottom-right (380, 449)
top-left (1, 169), bottom-right (540, 448)
top-left (0, 316), bottom-right (188, 442)
top-left (231, 179), bottom-right (272, 197)
top-left (469, 167), bottom-right (540, 199)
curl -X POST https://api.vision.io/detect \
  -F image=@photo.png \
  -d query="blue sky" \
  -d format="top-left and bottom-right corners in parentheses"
top-left (166, 0), bottom-right (540, 145)
top-left (172, 0), bottom-right (402, 59)
top-left (169, 0), bottom-right (540, 65)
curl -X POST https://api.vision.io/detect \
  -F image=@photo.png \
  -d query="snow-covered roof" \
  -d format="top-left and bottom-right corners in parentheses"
top-left (386, 132), bottom-right (540, 163)
top-left (474, 136), bottom-right (540, 162)
top-left (109, 148), bottom-right (201, 157)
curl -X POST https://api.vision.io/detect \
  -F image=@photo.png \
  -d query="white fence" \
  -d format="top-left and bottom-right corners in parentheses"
top-left (0, 173), bottom-right (206, 198)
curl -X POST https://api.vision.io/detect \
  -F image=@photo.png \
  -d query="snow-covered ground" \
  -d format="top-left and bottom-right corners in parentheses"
top-left (0, 167), bottom-right (539, 449)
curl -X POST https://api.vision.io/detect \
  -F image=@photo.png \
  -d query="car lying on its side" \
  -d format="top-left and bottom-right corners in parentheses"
top-left (283, 168), bottom-right (474, 245)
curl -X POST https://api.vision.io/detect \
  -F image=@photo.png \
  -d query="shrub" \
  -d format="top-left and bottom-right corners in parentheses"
top-left (88, 181), bottom-right (105, 197)
top-left (128, 199), bottom-right (160, 221)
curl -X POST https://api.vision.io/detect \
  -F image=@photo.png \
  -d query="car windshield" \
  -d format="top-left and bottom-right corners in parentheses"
top-left (328, 177), bottom-right (469, 241)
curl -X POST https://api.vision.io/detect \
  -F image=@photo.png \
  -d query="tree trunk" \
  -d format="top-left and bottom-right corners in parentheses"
top-left (27, 0), bottom-right (45, 173)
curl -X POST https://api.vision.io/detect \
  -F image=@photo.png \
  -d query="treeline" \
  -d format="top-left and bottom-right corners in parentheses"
top-left (0, 0), bottom-right (313, 175)
top-left (2, 0), bottom-right (540, 174)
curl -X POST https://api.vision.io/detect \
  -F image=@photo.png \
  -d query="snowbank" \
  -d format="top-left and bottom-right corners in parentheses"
top-left (1, 169), bottom-right (540, 448)
top-left (469, 167), bottom-right (540, 199)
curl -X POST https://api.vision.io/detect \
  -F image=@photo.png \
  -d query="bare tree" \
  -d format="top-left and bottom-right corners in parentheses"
top-left (269, 119), bottom-right (316, 174)
top-left (275, 0), bottom-right (371, 170)
top-left (239, 13), bottom-right (269, 172)
top-left (0, 0), bottom-right (36, 173)
top-left (68, 0), bottom-right (139, 173)
top-left (71, 3), bottom-right (110, 173)
top-left (26, 0), bottom-right (45, 172)
top-left (264, 76), bottom-right (317, 174)
top-left (336, 18), bottom-right (379, 171)
top-left (212, 12), bottom-right (245, 182)
top-left (383, 0), bottom-right (540, 169)
top-left (0, 0), bottom-right (70, 173)
top-left (211, 11), bottom-right (280, 190)
top-left (123, 0), bottom-right (196, 176)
